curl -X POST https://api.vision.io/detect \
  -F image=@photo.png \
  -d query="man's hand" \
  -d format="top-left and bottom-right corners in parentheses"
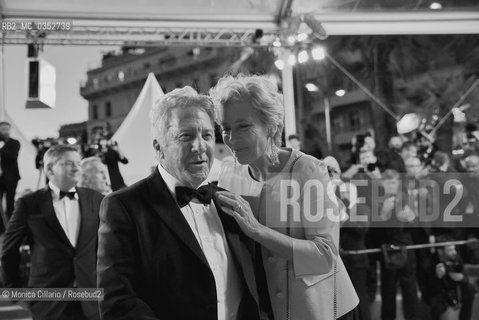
top-left (449, 272), bottom-right (464, 282)
top-left (380, 196), bottom-right (396, 220)
top-left (436, 263), bottom-right (446, 279)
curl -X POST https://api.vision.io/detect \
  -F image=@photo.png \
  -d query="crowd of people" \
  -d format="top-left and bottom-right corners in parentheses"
top-left (0, 74), bottom-right (477, 320)
top-left (325, 129), bottom-right (479, 320)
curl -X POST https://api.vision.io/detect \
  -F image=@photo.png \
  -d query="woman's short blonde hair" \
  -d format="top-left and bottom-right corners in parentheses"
top-left (79, 156), bottom-right (112, 195)
top-left (209, 74), bottom-right (284, 148)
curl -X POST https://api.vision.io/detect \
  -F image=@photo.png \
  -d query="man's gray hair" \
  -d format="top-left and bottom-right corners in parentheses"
top-left (150, 86), bottom-right (215, 145)
top-left (43, 144), bottom-right (80, 171)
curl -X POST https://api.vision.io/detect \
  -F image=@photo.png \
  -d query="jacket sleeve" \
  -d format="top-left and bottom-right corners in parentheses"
top-left (3, 139), bottom-right (20, 162)
top-left (1, 196), bottom-right (30, 287)
top-left (97, 195), bottom-right (160, 320)
top-left (290, 158), bottom-right (340, 279)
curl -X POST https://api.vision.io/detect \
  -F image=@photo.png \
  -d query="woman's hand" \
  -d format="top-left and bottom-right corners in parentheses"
top-left (217, 191), bottom-right (263, 238)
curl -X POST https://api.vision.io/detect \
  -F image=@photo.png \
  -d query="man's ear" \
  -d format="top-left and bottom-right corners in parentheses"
top-left (44, 163), bottom-right (53, 178)
top-left (153, 139), bottom-right (163, 158)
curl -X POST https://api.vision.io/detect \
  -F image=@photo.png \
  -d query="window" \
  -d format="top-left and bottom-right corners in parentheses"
top-left (92, 105), bottom-right (98, 120)
top-left (350, 112), bottom-right (361, 131)
top-left (332, 115), bottom-right (344, 132)
top-left (105, 101), bottom-right (112, 117)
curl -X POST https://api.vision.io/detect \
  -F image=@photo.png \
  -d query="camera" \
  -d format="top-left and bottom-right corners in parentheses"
top-left (366, 162), bottom-right (379, 172)
top-left (444, 260), bottom-right (463, 274)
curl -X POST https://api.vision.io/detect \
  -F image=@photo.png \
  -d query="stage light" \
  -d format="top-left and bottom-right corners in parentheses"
top-left (304, 15), bottom-right (328, 40)
top-left (66, 137), bottom-right (78, 145)
top-left (287, 54), bottom-right (296, 66)
top-left (297, 33), bottom-right (308, 42)
top-left (430, 2), bottom-right (442, 10)
top-left (397, 113), bottom-right (420, 134)
top-left (287, 36), bottom-right (296, 45)
top-left (335, 89), bottom-right (346, 97)
top-left (311, 47), bottom-right (325, 60)
top-left (274, 59), bottom-right (285, 70)
top-left (298, 50), bottom-right (309, 63)
top-left (273, 38), bottom-right (281, 47)
top-left (305, 83), bottom-right (319, 92)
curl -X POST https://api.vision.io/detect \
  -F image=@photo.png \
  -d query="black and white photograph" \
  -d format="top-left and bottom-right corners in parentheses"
top-left (0, 1), bottom-right (479, 319)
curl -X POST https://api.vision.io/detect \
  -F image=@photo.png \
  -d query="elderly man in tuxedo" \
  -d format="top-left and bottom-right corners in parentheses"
top-left (97, 87), bottom-right (261, 320)
top-left (1, 144), bottom-right (103, 320)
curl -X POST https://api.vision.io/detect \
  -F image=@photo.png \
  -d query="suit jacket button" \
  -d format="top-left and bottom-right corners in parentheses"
top-left (275, 291), bottom-right (285, 299)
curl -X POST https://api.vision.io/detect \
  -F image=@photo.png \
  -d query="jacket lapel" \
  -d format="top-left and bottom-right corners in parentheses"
top-left (39, 188), bottom-right (74, 249)
top-left (146, 170), bottom-right (209, 268)
top-left (212, 189), bottom-right (259, 304)
top-left (75, 188), bottom-right (97, 251)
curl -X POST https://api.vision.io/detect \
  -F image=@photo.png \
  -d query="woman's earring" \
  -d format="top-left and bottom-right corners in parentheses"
top-left (269, 139), bottom-right (279, 166)
top-left (233, 151), bottom-right (238, 168)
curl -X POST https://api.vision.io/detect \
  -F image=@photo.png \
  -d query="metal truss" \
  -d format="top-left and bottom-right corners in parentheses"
top-left (1, 25), bottom-right (278, 47)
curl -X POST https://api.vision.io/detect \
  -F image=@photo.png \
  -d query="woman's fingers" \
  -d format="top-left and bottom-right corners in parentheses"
top-left (217, 193), bottom-right (236, 207)
top-left (221, 206), bottom-right (244, 221)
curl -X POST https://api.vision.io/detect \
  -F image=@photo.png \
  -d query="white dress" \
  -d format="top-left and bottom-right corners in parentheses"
top-left (218, 149), bottom-right (359, 320)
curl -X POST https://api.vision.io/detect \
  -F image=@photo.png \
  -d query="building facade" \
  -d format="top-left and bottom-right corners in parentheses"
top-left (80, 47), bottom-right (237, 141)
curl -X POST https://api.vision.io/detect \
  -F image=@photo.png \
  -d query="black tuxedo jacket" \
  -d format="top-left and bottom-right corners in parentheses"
top-left (0, 137), bottom-right (20, 181)
top-left (1, 187), bottom-right (103, 320)
top-left (97, 169), bottom-right (261, 320)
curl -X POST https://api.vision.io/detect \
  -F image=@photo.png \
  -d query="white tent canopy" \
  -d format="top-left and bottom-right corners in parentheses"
top-left (112, 73), bottom-right (162, 185)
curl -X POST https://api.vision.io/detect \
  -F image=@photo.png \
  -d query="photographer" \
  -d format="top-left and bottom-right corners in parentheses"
top-left (425, 235), bottom-right (475, 320)
top-left (97, 138), bottom-right (128, 191)
top-left (0, 121), bottom-right (20, 232)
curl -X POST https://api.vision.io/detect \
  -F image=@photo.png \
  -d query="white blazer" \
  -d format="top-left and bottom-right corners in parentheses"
top-left (218, 150), bottom-right (359, 320)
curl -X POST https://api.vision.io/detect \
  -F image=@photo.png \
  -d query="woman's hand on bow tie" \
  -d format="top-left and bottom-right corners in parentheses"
top-left (217, 191), bottom-right (263, 238)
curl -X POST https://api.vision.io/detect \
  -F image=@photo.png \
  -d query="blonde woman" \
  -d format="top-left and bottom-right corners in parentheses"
top-left (211, 74), bottom-right (358, 320)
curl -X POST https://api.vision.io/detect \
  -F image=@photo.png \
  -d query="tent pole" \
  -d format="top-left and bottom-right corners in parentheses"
top-left (281, 49), bottom-right (296, 144)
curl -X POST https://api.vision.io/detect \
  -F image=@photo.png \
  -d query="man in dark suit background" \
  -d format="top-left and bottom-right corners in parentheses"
top-left (1, 144), bottom-right (103, 320)
top-left (0, 121), bottom-right (21, 232)
top-left (97, 87), bottom-right (262, 320)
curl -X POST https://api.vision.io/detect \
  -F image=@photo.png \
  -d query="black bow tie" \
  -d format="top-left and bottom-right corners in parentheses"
top-left (59, 191), bottom-right (76, 200)
top-left (175, 185), bottom-right (214, 208)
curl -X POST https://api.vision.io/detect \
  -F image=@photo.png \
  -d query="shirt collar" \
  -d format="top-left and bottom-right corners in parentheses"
top-left (157, 164), bottom-right (208, 197)
top-left (49, 181), bottom-right (78, 201)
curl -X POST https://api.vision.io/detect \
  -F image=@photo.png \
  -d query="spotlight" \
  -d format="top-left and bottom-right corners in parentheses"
top-left (305, 83), bottom-right (319, 92)
top-left (430, 2), bottom-right (442, 10)
top-left (296, 33), bottom-right (308, 42)
top-left (273, 38), bottom-right (281, 47)
top-left (335, 89), bottom-right (346, 97)
top-left (304, 15), bottom-right (328, 40)
top-left (274, 59), bottom-right (285, 70)
top-left (311, 47), bottom-right (325, 60)
top-left (298, 50), bottom-right (309, 63)
top-left (192, 47), bottom-right (201, 56)
top-left (287, 54), bottom-right (296, 66)
top-left (66, 137), bottom-right (77, 145)
top-left (281, 16), bottom-right (302, 42)
top-left (287, 36), bottom-right (296, 45)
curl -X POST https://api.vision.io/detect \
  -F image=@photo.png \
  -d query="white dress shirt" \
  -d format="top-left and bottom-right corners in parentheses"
top-left (157, 165), bottom-right (243, 320)
top-left (49, 182), bottom-right (81, 248)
